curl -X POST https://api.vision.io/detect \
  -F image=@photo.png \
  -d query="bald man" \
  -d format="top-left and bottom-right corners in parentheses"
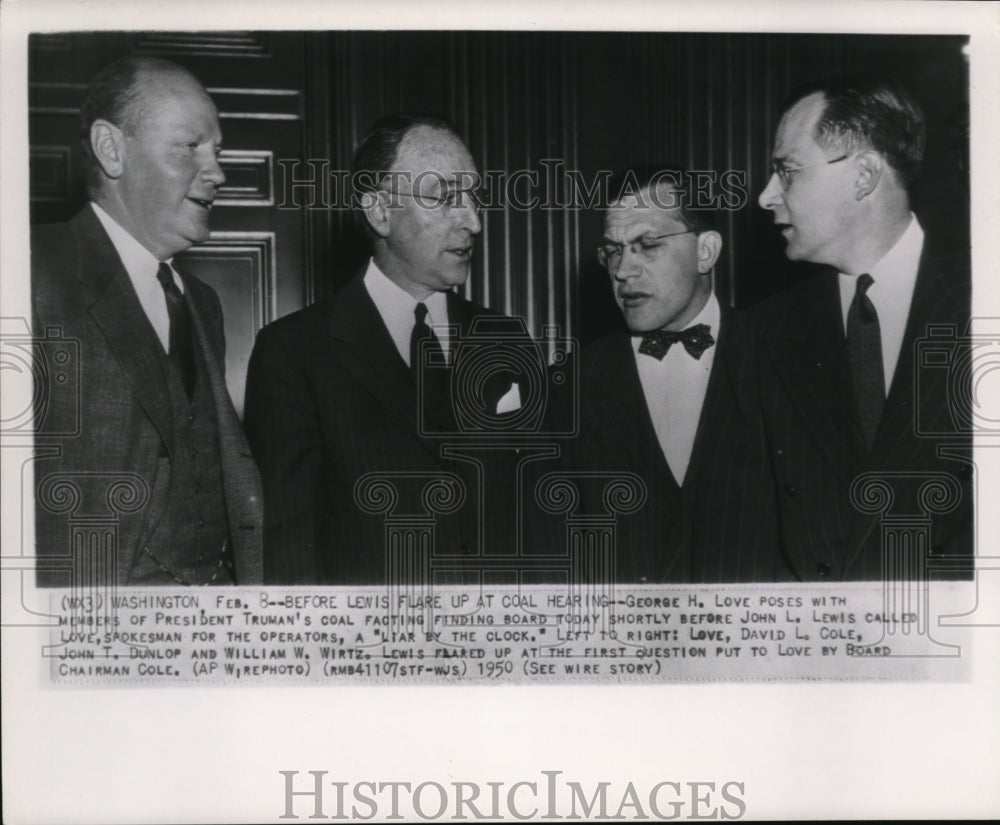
top-left (32, 56), bottom-right (263, 586)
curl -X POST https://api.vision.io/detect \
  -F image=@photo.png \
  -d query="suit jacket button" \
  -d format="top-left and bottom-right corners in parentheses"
top-left (816, 562), bottom-right (832, 577)
top-left (784, 484), bottom-right (797, 497)
top-left (461, 543), bottom-right (472, 555)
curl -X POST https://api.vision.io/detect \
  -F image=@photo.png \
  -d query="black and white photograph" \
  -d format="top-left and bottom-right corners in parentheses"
top-left (2, 0), bottom-right (999, 822)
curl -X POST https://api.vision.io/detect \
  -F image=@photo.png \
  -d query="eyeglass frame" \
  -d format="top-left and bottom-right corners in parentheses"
top-left (596, 229), bottom-right (696, 273)
top-left (769, 153), bottom-right (851, 190)
top-left (376, 186), bottom-right (482, 211)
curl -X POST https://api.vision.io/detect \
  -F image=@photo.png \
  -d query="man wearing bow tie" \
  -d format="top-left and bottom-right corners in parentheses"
top-left (562, 166), bottom-right (785, 583)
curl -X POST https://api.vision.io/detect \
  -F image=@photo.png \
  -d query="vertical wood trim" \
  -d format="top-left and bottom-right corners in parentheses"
top-left (724, 35), bottom-right (736, 309)
top-left (501, 36), bottom-right (513, 316)
top-left (568, 36), bottom-right (580, 347)
top-left (523, 38), bottom-right (535, 334)
top-left (477, 35), bottom-right (490, 307)
top-left (303, 33), bottom-right (330, 306)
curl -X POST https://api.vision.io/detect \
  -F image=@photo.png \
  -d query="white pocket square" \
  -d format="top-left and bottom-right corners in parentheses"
top-left (495, 382), bottom-right (522, 414)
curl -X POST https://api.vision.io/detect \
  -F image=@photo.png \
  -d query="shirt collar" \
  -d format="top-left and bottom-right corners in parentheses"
top-left (838, 214), bottom-right (922, 318)
top-left (90, 201), bottom-right (180, 288)
top-left (363, 258), bottom-right (449, 330)
top-left (868, 213), bottom-right (923, 286)
top-left (631, 292), bottom-right (720, 354)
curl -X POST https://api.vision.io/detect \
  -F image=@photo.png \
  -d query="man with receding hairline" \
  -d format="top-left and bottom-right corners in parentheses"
top-left (750, 74), bottom-right (972, 581)
top-left (245, 113), bottom-right (523, 585)
top-left (32, 55), bottom-right (263, 586)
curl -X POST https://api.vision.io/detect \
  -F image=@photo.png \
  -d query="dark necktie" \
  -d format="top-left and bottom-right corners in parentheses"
top-left (847, 273), bottom-right (885, 448)
top-left (638, 323), bottom-right (715, 361)
top-left (410, 302), bottom-right (446, 384)
top-left (156, 262), bottom-right (196, 400)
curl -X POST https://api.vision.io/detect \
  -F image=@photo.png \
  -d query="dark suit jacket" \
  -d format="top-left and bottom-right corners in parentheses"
top-left (746, 234), bottom-right (972, 580)
top-left (31, 205), bottom-right (264, 586)
top-left (560, 308), bottom-right (788, 583)
top-left (244, 272), bottom-right (528, 585)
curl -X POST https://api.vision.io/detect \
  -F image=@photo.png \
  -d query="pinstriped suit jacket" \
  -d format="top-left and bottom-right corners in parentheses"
top-left (562, 308), bottom-right (792, 583)
top-left (31, 205), bottom-right (264, 586)
top-left (244, 272), bottom-right (523, 585)
top-left (746, 235), bottom-right (973, 581)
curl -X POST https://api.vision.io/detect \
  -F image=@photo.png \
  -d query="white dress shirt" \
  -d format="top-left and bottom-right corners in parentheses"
top-left (363, 259), bottom-right (450, 366)
top-left (838, 214), bottom-right (924, 394)
top-left (91, 201), bottom-right (183, 354)
top-left (633, 292), bottom-right (720, 486)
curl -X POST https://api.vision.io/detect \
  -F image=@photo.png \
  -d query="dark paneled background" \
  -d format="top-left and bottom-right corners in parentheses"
top-left (29, 31), bottom-right (969, 408)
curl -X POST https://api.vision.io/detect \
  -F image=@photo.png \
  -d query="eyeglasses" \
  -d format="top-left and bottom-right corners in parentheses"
top-left (769, 154), bottom-right (850, 190)
top-left (597, 230), bottom-right (694, 273)
top-left (379, 187), bottom-right (482, 211)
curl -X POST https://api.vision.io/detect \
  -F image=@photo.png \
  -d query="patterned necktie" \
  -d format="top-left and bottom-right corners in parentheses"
top-left (156, 262), bottom-right (196, 400)
top-left (847, 273), bottom-right (885, 448)
top-left (638, 323), bottom-right (715, 360)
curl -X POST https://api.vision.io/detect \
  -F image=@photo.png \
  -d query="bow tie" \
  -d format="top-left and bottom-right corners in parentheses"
top-left (638, 323), bottom-right (715, 360)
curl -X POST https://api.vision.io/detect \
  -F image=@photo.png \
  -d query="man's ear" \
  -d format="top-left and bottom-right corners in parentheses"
top-left (854, 150), bottom-right (884, 200)
top-left (90, 119), bottom-right (126, 179)
top-left (696, 230), bottom-right (723, 274)
top-left (359, 190), bottom-right (391, 239)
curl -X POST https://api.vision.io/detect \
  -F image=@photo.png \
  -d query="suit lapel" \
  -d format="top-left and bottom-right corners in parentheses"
top-left (872, 236), bottom-right (968, 467)
top-left (686, 308), bottom-right (735, 487)
top-left (588, 335), bottom-right (686, 581)
top-left (766, 272), bottom-right (860, 485)
top-left (588, 332), bottom-right (677, 491)
top-left (183, 274), bottom-right (265, 582)
top-left (446, 290), bottom-right (478, 336)
top-left (327, 276), bottom-right (429, 447)
top-left (73, 208), bottom-right (175, 453)
top-left (844, 236), bottom-right (970, 566)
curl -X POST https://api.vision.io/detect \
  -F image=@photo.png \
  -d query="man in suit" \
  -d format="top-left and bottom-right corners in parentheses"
top-left (245, 113), bottom-right (524, 585)
top-left (752, 75), bottom-right (972, 581)
top-left (32, 56), bottom-right (263, 586)
top-left (561, 166), bottom-right (784, 583)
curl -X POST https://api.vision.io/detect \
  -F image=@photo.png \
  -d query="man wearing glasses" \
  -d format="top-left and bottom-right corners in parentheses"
top-left (244, 113), bottom-right (522, 584)
top-left (560, 166), bottom-right (784, 583)
top-left (752, 75), bottom-right (972, 581)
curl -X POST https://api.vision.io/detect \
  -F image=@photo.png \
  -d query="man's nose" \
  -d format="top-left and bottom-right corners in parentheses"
top-left (459, 199), bottom-right (481, 234)
top-left (758, 171), bottom-right (781, 210)
top-left (614, 248), bottom-right (642, 280)
top-left (202, 152), bottom-right (226, 188)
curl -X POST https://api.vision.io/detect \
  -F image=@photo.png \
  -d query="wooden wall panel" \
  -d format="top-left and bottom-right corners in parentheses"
top-left (177, 232), bottom-right (277, 417)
